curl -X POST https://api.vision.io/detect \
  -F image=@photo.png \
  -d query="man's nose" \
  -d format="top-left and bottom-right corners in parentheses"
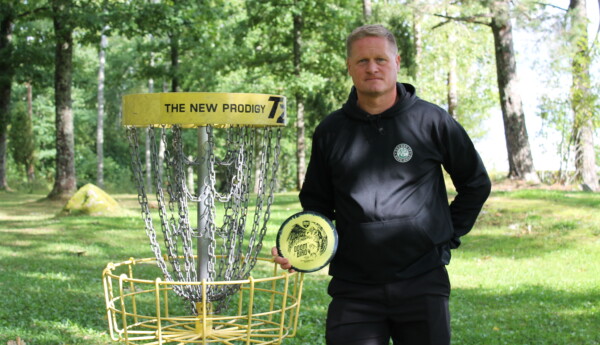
top-left (366, 61), bottom-right (378, 73)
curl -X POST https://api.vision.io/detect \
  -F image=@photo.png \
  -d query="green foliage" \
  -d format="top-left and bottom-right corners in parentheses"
top-left (75, 143), bottom-right (134, 192)
top-left (30, 87), bottom-right (56, 183)
top-left (208, 0), bottom-right (361, 189)
top-left (371, 1), bottom-right (497, 140)
top-left (6, 0), bottom-right (590, 195)
top-left (531, 1), bottom-right (599, 179)
top-left (8, 84), bottom-right (55, 190)
top-left (388, 14), bottom-right (418, 78)
top-left (8, 103), bottom-right (35, 176)
top-left (11, 16), bottom-right (54, 87)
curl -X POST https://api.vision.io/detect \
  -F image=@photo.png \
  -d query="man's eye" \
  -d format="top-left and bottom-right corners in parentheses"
top-left (377, 58), bottom-right (387, 63)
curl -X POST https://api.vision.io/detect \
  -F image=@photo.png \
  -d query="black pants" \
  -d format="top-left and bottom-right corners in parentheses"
top-left (326, 266), bottom-right (451, 345)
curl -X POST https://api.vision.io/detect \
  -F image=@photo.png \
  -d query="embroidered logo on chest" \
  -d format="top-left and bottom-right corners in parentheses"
top-left (393, 143), bottom-right (413, 163)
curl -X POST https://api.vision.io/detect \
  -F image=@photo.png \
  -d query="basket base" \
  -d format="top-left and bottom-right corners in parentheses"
top-left (102, 257), bottom-right (304, 344)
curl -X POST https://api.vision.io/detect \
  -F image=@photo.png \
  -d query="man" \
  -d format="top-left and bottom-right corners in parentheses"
top-left (273, 24), bottom-right (491, 345)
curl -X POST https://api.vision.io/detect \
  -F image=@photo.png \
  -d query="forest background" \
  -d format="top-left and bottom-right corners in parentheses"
top-left (0, 0), bottom-right (599, 197)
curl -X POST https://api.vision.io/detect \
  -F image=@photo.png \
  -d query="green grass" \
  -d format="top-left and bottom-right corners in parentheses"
top-left (0, 189), bottom-right (599, 344)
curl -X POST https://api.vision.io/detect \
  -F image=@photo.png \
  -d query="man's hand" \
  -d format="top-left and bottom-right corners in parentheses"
top-left (271, 246), bottom-right (295, 273)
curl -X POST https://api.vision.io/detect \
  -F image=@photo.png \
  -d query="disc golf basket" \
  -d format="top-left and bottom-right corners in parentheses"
top-left (102, 92), bottom-right (304, 344)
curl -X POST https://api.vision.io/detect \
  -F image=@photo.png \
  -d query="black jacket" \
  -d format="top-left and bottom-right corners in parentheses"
top-left (299, 83), bottom-right (491, 284)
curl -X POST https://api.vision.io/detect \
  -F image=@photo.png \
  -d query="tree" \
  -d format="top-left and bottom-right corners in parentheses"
top-left (489, 0), bottom-right (539, 182)
top-left (567, 0), bottom-right (598, 191)
top-left (293, 1), bottom-right (306, 190)
top-left (363, 0), bottom-right (372, 21)
top-left (10, 4), bottom-right (55, 187)
top-left (24, 82), bottom-right (35, 182)
top-left (0, 2), bottom-right (49, 190)
top-left (0, 1), bottom-right (77, 196)
top-left (242, 0), bottom-right (360, 190)
top-left (525, 1), bottom-right (598, 188)
top-left (374, 1), bottom-right (495, 139)
top-left (96, 29), bottom-right (107, 188)
top-left (9, 102), bottom-right (35, 184)
top-left (433, 0), bottom-right (540, 182)
top-left (47, 0), bottom-right (77, 200)
top-left (0, 7), bottom-right (14, 191)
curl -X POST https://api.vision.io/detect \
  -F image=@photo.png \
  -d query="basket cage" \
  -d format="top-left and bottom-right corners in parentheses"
top-left (103, 257), bottom-right (304, 345)
top-left (106, 92), bottom-right (302, 344)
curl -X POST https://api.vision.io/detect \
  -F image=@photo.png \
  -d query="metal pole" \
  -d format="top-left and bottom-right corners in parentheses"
top-left (197, 127), bottom-right (210, 282)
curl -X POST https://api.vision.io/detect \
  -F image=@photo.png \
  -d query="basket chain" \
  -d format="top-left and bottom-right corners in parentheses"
top-left (126, 125), bottom-right (281, 309)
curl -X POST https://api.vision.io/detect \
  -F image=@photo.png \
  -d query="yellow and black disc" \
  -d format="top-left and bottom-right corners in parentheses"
top-left (276, 211), bottom-right (338, 273)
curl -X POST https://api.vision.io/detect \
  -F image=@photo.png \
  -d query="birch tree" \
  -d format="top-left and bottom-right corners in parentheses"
top-left (567, 0), bottom-right (598, 191)
top-left (293, 3), bottom-right (306, 189)
top-left (97, 29), bottom-right (107, 188)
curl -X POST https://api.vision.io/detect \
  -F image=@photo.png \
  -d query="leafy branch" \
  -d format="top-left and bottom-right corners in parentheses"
top-left (431, 13), bottom-right (492, 29)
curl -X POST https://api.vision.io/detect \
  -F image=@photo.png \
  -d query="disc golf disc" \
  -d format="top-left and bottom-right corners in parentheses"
top-left (276, 211), bottom-right (338, 273)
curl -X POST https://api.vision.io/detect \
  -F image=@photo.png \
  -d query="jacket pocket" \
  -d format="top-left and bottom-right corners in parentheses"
top-left (340, 216), bottom-right (435, 274)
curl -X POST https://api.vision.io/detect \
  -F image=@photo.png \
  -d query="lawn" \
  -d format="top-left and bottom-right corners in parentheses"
top-left (0, 187), bottom-right (599, 344)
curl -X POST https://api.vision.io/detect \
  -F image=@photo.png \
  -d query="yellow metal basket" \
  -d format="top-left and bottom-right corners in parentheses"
top-left (102, 257), bottom-right (304, 344)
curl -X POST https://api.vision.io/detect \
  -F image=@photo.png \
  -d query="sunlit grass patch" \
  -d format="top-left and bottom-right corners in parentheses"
top-left (0, 189), bottom-right (599, 344)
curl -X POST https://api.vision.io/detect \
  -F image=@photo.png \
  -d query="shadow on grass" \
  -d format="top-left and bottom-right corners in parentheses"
top-left (0, 196), bottom-right (64, 218)
top-left (3, 191), bottom-right (597, 344)
top-left (451, 286), bottom-right (600, 345)
top-left (0, 243), bottom-right (329, 345)
top-left (0, 254), bottom-right (117, 344)
top-left (0, 195), bottom-right (156, 344)
top-left (0, 190), bottom-right (307, 344)
top-left (0, 231), bottom-right (178, 344)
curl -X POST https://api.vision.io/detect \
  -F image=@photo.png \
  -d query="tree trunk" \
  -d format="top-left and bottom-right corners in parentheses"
top-left (97, 32), bottom-right (107, 188)
top-left (0, 13), bottom-right (13, 190)
top-left (490, 0), bottom-right (539, 183)
top-left (26, 81), bottom-right (34, 183)
top-left (169, 33), bottom-right (179, 92)
top-left (167, 29), bottom-right (178, 186)
top-left (146, 128), bottom-right (152, 192)
top-left (157, 81), bottom-right (168, 182)
top-left (568, 0), bottom-right (598, 191)
top-left (146, 75), bottom-right (154, 193)
top-left (446, 18), bottom-right (458, 119)
top-left (293, 10), bottom-right (306, 190)
top-left (363, 0), bottom-right (372, 21)
top-left (48, 1), bottom-right (77, 200)
top-left (296, 98), bottom-right (306, 190)
top-left (447, 51), bottom-right (458, 119)
top-left (413, 12), bottom-right (422, 82)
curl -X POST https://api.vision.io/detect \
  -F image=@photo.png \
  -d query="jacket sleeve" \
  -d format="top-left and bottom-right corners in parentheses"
top-left (299, 126), bottom-right (336, 221)
top-left (439, 115), bottom-right (492, 248)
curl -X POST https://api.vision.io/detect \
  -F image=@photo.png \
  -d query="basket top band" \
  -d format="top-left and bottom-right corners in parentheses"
top-left (122, 92), bottom-right (287, 127)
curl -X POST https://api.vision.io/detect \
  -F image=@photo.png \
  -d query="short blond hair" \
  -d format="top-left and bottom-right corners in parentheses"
top-left (346, 24), bottom-right (398, 58)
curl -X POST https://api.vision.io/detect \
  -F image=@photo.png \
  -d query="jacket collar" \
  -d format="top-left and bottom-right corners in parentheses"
top-left (342, 82), bottom-right (417, 121)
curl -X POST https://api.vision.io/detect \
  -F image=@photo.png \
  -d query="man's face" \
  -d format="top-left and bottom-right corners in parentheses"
top-left (346, 36), bottom-right (400, 99)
